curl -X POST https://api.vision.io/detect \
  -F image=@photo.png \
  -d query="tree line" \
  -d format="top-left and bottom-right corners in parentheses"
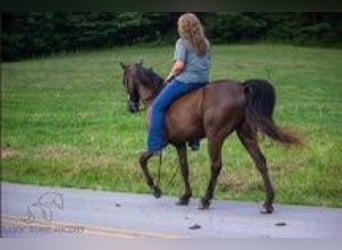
top-left (2, 12), bottom-right (341, 61)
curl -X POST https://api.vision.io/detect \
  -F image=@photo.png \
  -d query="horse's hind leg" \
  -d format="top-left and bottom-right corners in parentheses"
top-left (139, 151), bottom-right (162, 198)
top-left (175, 144), bottom-right (192, 205)
top-left (237, 123), bottom-right (275, 214)
top-left (199, 136), bottom-right (224, 209)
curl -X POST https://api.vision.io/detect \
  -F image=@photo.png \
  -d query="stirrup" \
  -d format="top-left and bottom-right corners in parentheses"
top-left (191, 145), bottom-right (200, 151)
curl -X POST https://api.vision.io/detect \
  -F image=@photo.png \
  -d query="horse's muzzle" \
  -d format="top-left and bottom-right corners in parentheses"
top-left (127, 101), bottom-right (139, 113)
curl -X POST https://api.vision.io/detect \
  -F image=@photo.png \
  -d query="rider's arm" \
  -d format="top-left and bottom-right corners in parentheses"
top-left (165, 60), bottom-right (184, 83)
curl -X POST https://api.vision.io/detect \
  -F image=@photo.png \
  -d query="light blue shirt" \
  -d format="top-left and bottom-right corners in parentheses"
top-left (173, 38), bottom-right (210, 83)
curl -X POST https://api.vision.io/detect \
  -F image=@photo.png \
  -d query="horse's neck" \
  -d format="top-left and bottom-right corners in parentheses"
top-left (142, 97), bottom-right (153, 109)
top-left (138, 85), bottom-right (158, 109)
top-left (139, 78), bottom-right (164, 108)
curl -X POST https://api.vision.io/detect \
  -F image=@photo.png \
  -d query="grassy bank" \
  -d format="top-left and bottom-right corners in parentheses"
top-left (2, 44), bottom-right (342, 207)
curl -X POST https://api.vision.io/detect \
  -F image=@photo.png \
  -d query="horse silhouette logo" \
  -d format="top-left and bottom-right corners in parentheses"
top-left (21, 192), bottom-right (64, 224)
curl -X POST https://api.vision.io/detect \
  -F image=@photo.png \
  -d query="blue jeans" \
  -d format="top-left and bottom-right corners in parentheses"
top-left (147, 80), bottom-right (207, 152)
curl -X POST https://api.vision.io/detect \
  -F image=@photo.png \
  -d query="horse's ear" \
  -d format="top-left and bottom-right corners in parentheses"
top-left (138, 59), bottom-right (143, 66)
top-left (120, 62), bottom-right (127, 70)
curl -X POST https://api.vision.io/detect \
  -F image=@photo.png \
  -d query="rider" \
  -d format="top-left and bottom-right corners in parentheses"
top-left (147, 12), bottom-right (211, 155)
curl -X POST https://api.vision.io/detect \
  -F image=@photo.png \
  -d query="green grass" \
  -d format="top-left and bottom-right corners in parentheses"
top-left (2, 44), bottom-right (342, 207)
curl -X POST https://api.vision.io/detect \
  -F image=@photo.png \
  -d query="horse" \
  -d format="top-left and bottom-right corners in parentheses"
top-left (120, 61), bottom-right (302, 214)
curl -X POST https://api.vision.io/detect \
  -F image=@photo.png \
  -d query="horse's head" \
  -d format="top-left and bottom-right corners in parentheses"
top-left (120, 62), bottom-right (142, 113)
top-left (120, 61), bottom-right (164, 113)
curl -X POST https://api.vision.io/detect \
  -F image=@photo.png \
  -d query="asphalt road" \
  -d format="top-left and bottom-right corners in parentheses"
top-left (2, 182), bottom-right (342, 238)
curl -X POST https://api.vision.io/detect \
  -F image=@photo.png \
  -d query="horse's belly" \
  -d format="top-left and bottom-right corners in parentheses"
top-left (165, 116), bottom-right (205, 143)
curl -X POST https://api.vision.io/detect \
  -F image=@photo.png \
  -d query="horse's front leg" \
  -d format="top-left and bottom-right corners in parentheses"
top-left (139, 151), bottom-right (162, 198)
top-left (175, 144), bottom-right (192, 205)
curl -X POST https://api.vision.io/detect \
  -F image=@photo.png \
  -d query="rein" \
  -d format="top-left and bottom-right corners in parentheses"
top-left (156, 149), bottom-right (179, 191)
top-left (157, 151), bottom-right (162, 187)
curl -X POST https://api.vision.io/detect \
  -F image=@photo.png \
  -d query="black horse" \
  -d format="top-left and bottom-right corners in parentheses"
top-left (120, 62), bottom-right (302, 213)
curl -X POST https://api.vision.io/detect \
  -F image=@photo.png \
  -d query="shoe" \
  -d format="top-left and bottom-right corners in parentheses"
top-left (188, 141), bottom-right (200, 151)
top-left (189, 144), bottom-right (200, 151)
top-left (151, 150), bottom-right (162, 156)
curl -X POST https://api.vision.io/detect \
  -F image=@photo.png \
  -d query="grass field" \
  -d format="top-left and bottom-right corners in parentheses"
top-left (2, 44), bottom-right (342, 207)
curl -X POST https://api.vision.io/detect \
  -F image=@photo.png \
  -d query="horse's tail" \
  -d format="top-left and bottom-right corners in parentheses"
top-left (243, 79), bottom-right (302, 146)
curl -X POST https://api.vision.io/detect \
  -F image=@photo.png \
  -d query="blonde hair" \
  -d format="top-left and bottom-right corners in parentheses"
top-left (177, 13), bottom-right (208, 56)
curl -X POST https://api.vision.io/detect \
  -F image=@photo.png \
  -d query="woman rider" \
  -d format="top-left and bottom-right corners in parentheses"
top-left (147, 13), bottom-right (211, 155)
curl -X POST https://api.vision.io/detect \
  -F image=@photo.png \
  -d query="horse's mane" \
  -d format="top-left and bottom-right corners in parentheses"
top-left (135, 65), bottom-right (165, 96)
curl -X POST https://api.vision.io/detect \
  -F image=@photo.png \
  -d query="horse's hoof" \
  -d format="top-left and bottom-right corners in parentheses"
top-left (260, 204), bottom-right (274, 214)
top-left (198, 200), bottom-right (211, 210)
top-left (176, 199), bottom-right (189, 206)
top-left (152, 186), bottom-right (162, 199)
